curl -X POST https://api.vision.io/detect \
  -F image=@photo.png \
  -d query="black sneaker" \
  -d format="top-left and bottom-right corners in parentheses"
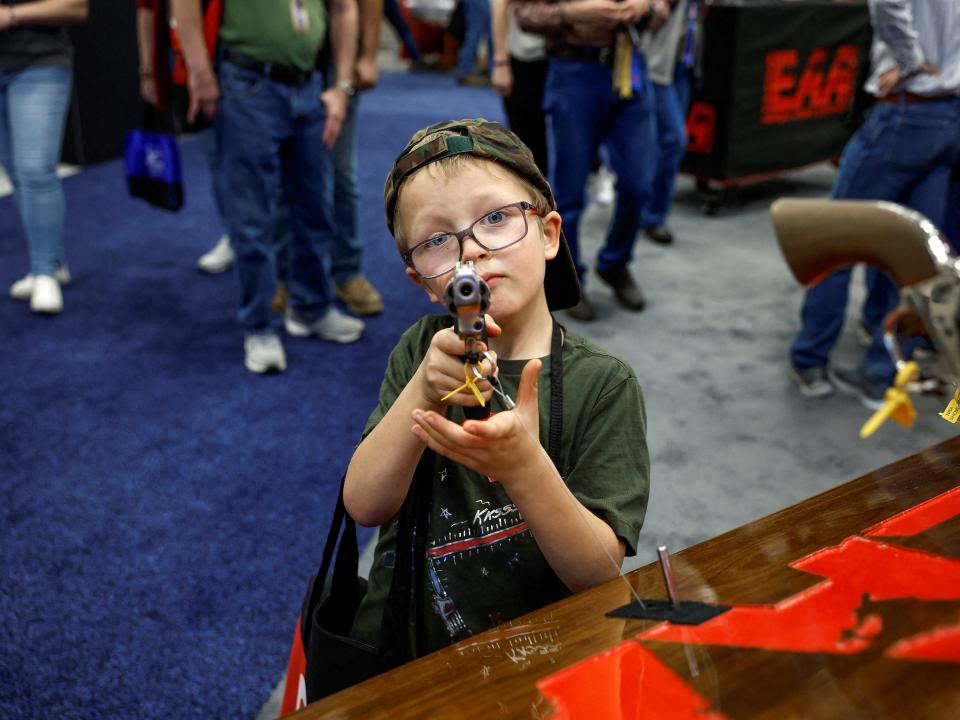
top-left (644, 226), bottom-right (675, 245)
top-left (566, 295), bottom-right (597, 322)
top-left (830, 366), bottom-right (887, 410)
top-left (596, 265), bottom-right (646, 311)
top-left (790, 365), bottom-right (834, 398)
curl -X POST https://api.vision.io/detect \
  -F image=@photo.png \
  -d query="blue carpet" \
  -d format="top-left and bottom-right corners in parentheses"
top-left (0, 72), bottom-right (503, 719)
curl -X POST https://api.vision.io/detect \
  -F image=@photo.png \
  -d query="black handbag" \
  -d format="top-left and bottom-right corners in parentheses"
top-left (123, 105), bottom-right (184, 212)
top-left (299, 450), bottom-right (437, 703)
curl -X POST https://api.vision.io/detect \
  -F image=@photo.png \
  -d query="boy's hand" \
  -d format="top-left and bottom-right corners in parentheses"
top-left (415, 316), bottom-right (502, 407)
top-left (411, 358), bottom-right (545, 483)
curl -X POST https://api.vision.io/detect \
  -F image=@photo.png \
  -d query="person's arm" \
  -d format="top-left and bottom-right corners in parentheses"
top-left (411, 360), bottom-right (628, 592)
top-left (513, 0), bottom-right (648, 34)
top-left (0, 0), bottom-right (87, 28)
top-left (869, 0), bottom-right (925, 76)
top-left (355, 0), bottom-right (382, 90)
top-left (345, 322), bottom-right (500, 527)
top-left (170, 0), bottom-right (219, 122)
top-left (491, 0), bottom-right (512, 97)
top-left (136, 6), bottom-right (159, 105)
top-left (321, 0), bottom-right (358, 148)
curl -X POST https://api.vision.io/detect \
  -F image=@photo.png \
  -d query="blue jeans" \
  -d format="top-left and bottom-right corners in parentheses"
top-left (790, 97), bottom-right (960, 382)
top-left (641, 66), bottom-right (690, 228)
top-left (384, 0), bottom-right (422, 64)
top-left (0, 64), bottom-right (72, 277)
top-left (544, 57), bottom-right (656, 280)
top-left (330, 93), bottom-right (363, 285)
top-left (457, 0), bottom-right (490, 76)
top-left (216, 57), bottom-right (335, 334)
top-left (196, 127), bottom-right (227, 236)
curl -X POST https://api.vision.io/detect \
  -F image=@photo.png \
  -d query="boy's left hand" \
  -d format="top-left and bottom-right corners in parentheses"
top-left (411, 359), bottom-right (546, 484)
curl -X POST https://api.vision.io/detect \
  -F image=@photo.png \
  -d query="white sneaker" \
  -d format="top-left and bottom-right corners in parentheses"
top-left (197, 235), bottom-right (234, 274)
top-left (244, 333), bottom-right (287, 374)
top-left (30, 275), bottom-right (63, 314)
top-left (9, 265), bottom-right (71, 300)
top-left (593, 167), bottom-right (616, 206)
top-left (284, 306), bottom-right (364, 343)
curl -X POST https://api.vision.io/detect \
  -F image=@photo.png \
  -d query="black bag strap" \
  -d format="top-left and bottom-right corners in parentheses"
top-left (300, 473), bottom-right (359, 647)
top-left (548, 316), bottom-right (563, 469)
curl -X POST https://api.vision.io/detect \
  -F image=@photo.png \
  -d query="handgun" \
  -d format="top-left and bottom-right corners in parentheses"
top-left (443, 261), bottom-right (490, 365)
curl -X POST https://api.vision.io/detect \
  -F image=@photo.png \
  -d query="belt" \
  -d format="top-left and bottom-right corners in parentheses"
top-left (876, 91), bottom-right (959, 105)
top-left (222, 47), bottom-right (313, 86)
top-left (549, 45), bottom-right (614, 68)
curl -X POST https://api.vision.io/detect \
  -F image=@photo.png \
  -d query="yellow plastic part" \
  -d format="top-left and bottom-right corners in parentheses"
top-left (440, 361), bottom-right (486, 407)
top-left (860, 361), bottom-right (919, 439)
top-left (613, 34), bottom-right (633, 99)
top-left (941, 387), bottom-right (960, 424)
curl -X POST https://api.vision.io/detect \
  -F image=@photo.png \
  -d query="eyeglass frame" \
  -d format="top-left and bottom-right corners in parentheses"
top-left (400, 200), bottom-right (543, 279)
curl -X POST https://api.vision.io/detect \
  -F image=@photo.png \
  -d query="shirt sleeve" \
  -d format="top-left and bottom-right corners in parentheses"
top-left (869, 0), bottom-right (925, 75)
top-left (566, 370), bottom-right (650, 558)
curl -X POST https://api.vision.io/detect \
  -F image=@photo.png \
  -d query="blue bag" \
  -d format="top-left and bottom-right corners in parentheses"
top-left (124, 106), bottom-right (184, 212)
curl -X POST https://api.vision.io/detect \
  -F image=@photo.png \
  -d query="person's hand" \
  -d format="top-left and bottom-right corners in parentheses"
top-left (187, 64), bottom-right (220, 123)
top-left (321, 86), bottom-right (348, 149)
top-left (354, 55), bottom-right (379, 91)
top-left (617, 0), bottom-right (651, 26)
top-left (140, 74), bottom-right (159, 106)
top-left (411, 357), bottom-right (544, 482)
top-left (877, 62), bottom-right (939, 96)
top-left (648, 0), bottom-right (670, 31)
top-left (492, 63), bottom-right (513, 97)
top-left (413, 316), bottom-right (502, 407)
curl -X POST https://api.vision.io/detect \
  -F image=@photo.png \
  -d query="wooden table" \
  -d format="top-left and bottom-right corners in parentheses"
top-left (294, 437), bottom-right (960, 719)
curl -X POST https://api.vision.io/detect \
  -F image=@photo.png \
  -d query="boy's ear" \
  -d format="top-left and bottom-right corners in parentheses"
top-left (405, 266), bottom-right (443, 304)
top-left (541, 210), bottom-right (562, 261)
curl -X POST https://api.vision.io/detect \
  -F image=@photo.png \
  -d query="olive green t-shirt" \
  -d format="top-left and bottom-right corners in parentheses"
top-left (220, 0), bottom-right (326, 72)
top-left (349, 315), bottom-right (650, 655)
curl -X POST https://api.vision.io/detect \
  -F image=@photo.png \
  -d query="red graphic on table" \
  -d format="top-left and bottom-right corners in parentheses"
top-left (538, 640), bottom-right (728, 720)
top-left (537, 485), bottom-right (960, 718)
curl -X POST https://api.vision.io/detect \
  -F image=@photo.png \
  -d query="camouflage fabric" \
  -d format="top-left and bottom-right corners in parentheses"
top-left (384, 119), bottom-right (581, 311)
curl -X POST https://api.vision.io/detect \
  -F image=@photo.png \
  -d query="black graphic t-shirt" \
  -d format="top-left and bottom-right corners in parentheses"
top-left (349, 315), bottom-right (649, 654)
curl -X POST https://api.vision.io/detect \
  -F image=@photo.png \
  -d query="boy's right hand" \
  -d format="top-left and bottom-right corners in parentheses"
top-left (415, 316), bottom-right (501, 407)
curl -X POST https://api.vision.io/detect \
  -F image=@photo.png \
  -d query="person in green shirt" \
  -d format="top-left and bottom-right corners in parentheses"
top-left (345, 119), bottom-right (650, 658)
top-left (171, 0), bottom-right (364, 374)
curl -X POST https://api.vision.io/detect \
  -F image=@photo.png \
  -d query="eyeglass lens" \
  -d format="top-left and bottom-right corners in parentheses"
top-left (410, 205), bottom-right (529, 278)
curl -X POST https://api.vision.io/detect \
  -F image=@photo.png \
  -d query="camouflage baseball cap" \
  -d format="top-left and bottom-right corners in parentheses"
top-left (384, 118), bottom-right (581, 311)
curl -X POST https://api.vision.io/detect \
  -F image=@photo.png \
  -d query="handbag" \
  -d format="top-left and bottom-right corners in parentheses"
top-left (123, 105), bottom-right (184, 212)
top-left (279, 452), bottom-right (436, 715)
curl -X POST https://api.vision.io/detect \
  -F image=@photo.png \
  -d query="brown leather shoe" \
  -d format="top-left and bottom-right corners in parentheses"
top-left (335, 276), bottom-right (384, 315)
top-left (596, 265), bottom-right (645, 311)
top-left (270, 284), bottom-right (289, 314)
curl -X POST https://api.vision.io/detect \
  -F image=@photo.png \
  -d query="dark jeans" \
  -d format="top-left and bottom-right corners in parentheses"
top-left (216, 57), bottom-right (335, 334)
top-left (502, 57), bottom-right (549, 174)
top-left (544, 57), bottom-right (656, 281)
top-left (790, 97), bottom-right (960, 382)
top-left (641, 63), bottom-right (691, 228)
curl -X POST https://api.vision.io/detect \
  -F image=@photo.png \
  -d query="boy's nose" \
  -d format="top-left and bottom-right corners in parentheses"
top-left (461, 234), bottom-right (490, 263)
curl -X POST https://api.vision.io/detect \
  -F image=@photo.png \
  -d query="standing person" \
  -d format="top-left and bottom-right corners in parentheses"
top-left (383, 0), bottom-right (424, 67)
top-left (490, 0), bottom-right (548, 173)
top-left (639, 0), bottom-right (692, 246)
top-left (789, 0), bottom-right (960, 408)
top-left (3, 0), bottom-right (88, 315)
top-left (344, 119), bottom-right (649, 662)
top-left (135, 0), bottom-right (232, 275)
top-left (172, 0), bottom-right (364, 374)
top-left (513, 0), bottom-right (666, 322)
top-left (328, 0), bottom-right (386, 316)
top-left (456, 0), bottom-right (491, 85)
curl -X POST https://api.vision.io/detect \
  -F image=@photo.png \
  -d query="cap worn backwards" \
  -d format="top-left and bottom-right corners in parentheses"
top-left (384, 118), bottom-right (581, 311)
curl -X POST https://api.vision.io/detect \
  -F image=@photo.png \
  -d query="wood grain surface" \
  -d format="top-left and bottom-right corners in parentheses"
top-left (292, 437), bottom-right (960, 719)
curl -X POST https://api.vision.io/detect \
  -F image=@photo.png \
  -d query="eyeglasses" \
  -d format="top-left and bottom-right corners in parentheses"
top-left (401, 201), bottom-right (542, 279)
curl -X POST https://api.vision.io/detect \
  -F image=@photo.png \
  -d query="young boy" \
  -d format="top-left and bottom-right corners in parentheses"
top-left (344, 119), bottom-right (649, 657)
